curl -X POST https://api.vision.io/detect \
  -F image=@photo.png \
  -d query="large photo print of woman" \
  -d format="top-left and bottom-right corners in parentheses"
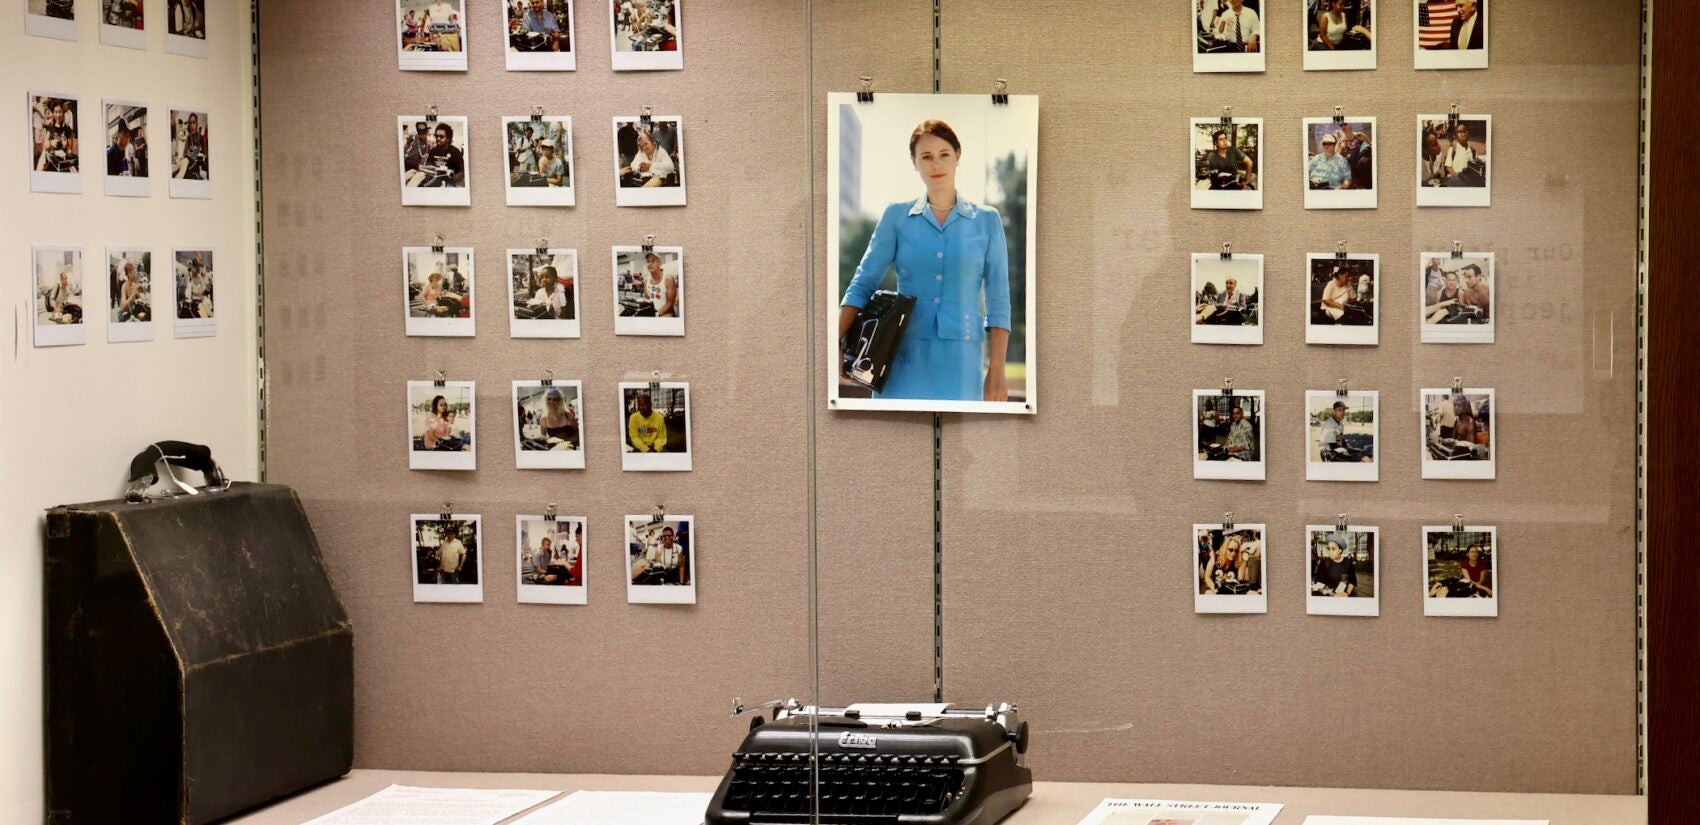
top-left (827, 92), bottom-right (1039, 414)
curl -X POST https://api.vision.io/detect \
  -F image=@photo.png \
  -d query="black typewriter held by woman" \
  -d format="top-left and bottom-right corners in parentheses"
top-left (706, 700), bottom-right (1032, 825)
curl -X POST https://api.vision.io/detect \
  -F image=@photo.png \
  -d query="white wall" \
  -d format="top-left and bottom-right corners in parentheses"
top-left (0, 3), bottom-right (258, 822)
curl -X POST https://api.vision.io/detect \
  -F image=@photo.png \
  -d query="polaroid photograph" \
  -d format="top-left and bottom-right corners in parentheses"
top-left (408, 380), bottom-right (477, 471)
top-left (513, 380), bottom-right (586, 469)
top-left (1303, 116), bottom-right (1376, 208)
top-left (503, 116), bottom-right (574, 206)
top-left (612, 246), bottom-right (683, 335)
top-left (398, 0), bottom-right (467, 71)
top-left (1077, 798), bottom-right (1283, 825)
top-left (612, 115), bottom-right (685, 206)
top-left (619, 381), bottom-right (691, 471)
top-left (1305, 253), bottom-right (1378, 345)
top-left (610, 0), bottom-right (682, 71)
top-left (165, 0), bottom-right (207, 57)
top-left (1416, 115), bottom-right (1490, 207)
top-left (403, 246), bottom-right (475, 336)
top-left (171, 248), bottom-right (215, 338)
top-left (26, 0), bottom-right (77, 40)
top-left (1191, 117), bottom-right (1262, 209)
top-left (507, 0), bottom-right (575, 70)
top-left (1420, 251), bottom-right (1494, 343)
top-left (1421, 387), bottom-right (1494, 479)
top-left (1414, 0), bottom-right (1486, 69)
top-left (517, 515), bottom-right (587, 604)
top-left (1194, 524), bottom-right (1268, 614)
top-left (509, 248), bottom-right (579, 337)
top-left (107, 247), bottom-right (155, 343)
top-left (1306, 526), bottom-right (1379, 616)
top-left (29, 93), bottom-right (82, 193)
top-left (1191, 253), bottom-right (1262, 345)
top-left (103, 101), bottom-right (149, 197)
top-left (1194, 389), bottom-right (1266, 480)
top-left (100, 0), bottom-right (145, 48)
top-left (1304, 0), bottom-right (1375, 70)
top-left (168, 108), bottom-right (210, 198)
top-left (1305, 390), bottom-right (1378, 481)
top-left (827, 92), bottom-right (1040, 415)
top-left (398, 115), bottom-right (470, 206)
top-left (1423, 525), bottom-right (1498, 617)
top-left (626, 515), bottom-right (696, 604)
top-left (1194, 0), bottom-right (1264, 73)
top-left (31, 245), bottom-right (85, 348)
top-left (411, 513), bottom-right (483, 603)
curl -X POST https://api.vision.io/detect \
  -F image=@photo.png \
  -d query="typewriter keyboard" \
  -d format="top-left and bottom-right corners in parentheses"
top-left (721, 751), bottom-right (965, 821)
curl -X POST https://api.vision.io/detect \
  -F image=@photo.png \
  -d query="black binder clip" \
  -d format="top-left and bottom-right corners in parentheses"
top-left (1333, 106), bottom-right (1345, 125)
top-left (992, 79), bottom-right (1009, 106)
top-left (1336, 240), bottom-right (1348, 261)
top-left (434, 370), bottom-right (447, 388)
top-left (651, 504), bottom-right (666, 525)
top-left (1451, 240), bottom-right (1464, 259)
top-left (426, 105), bottom-right (439, 124)
top-left (1220, 106), bottom-right (1233, 126)
top-left (1221, 377), bottom-right (1234, 398)
top-left (1337, 378), bottom-right (1349, 397)
top-left (531, 105), bottom-right (544, 123)
top-left (541, 369), bottom-right (554, 388)
top-left (536, 238), bottom-right (548, 258)
top-left (440, 502), bottom-right (454, 521)
top-left (640, 105), bottom-right (653, 129)
top-left (1448, 103), bottom-right (1459, 131)
top-left (649, 370), bottom-right (663, 397)
top-left (544, 503), bottom-right (557, 523)
top-left (1222, 511), bottom-right (1235, 531)
top-left (432, 234), bottom-right (445, 254)
top-left (857, 76), bottom-right (874, 103)
top-left (642, 234), bottom-right (655, 254)
top-left (1453, 376), bottom-right (1464, 394)
top-left (1453, 514), bottom-right (1466, 533)
top-left (1337, 514), bottom-right (1349, 532)
top-left (1220, 242), bottom-right (1232, 261)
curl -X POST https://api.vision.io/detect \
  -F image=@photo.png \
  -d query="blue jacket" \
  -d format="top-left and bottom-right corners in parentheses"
top-left (843, 195), bottom-right (1012, 341)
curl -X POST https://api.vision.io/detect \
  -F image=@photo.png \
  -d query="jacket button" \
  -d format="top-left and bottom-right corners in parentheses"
top-left (936, 252), bottom-right (944, 259)
top-left (933, 298), bottom-right (940, 304)
top-left (935, 275), bottom-right (943, 281)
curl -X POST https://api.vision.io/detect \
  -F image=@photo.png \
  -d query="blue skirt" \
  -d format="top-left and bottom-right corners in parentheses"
top-left (876, 336), bottom-right (982, 401)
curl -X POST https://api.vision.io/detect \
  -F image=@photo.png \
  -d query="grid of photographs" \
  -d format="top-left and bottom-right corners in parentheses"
top-left (168, 108), bottom-right (210, 199)
top-left (1305, 253), bottom-right (1378, 345)
top-left (397, 0), bottom-right (467, 71)
top-left (513, 380), bottom-right (586, 469)
top-left (619, 381), bottom-right (691, 471)
top-left (412, 513), bottom-right (484, 603)
top-left (107, 248), bottom-right (155, 343)
top-left (26, 0), bottom-right (78, 41)
top-left (1194, 523), bottom-right (1267, 614)
top-left (1191, 253), bottom-right (1262, 345)
top-left (626, 515), bottom-right (695, 603)
top-left (1423, 525), bottom-right (1497, 616)
top-left (516, 515), bottom-right (586, 604)
top-left (1305, 389), bottom-right (1378, 482)
top-left (1304, 0), bottom-right (1375, 70)
top-left (506, 0), bottom-right (576, 70)
top-left (504, 116), bottom-right (574, 206)
top-left (399, 115), bottom-right (470, 206)
top-left (1194, 0), bottom-right (1265, 73)
top-left (408, 380), bottom-right (477, 471)
top-left (1417, 114), bottom-right (1490, 207)
top-left (509, 249), bottom-right (579, 337)
top-left (103, 100), bottom-right (149, 197)
top-left (165, 0), bottom-right (208, 58)
top-left (1413, 0), bottom-right (1486, 70)
top-left (29, 93), bottom-right (81, 193)
top-left (32, 245), bottom-right (85, 348)
top-left (1420, 387), bottom-right (1495, 479)
top-left (172, 249), bottom-right (215, 338)
top-left (101, 0), bottom-right (146, 49)
top-left (1302, 116), bottom-right (1376, 209)
top-left (612, 245), bottom-right (683, 335)
top-left (610, 0), bottom-right (682, 71)
top-left (403, 246), bottom-right (475, 336)
top-left (1420, 251), bottom-right (1494, 343)
top-left (612, 115), bottom-right (685, 206)
top-left (1191, 117), bottom-right (1262, 209)
top-left (1194, 389), bottom-right (1266, 480)
top-left (1306, 526), bottom-right (1379, 616)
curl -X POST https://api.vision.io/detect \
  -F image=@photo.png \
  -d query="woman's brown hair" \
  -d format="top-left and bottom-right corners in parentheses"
top-left (909, 120), bottom-right (961, 157)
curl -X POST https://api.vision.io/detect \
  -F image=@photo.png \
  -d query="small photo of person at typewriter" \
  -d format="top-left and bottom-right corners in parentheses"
top-left (1191, 118), bottom-right (1262, 209)
top-left (1306, 0), bottom-right (1375, 70)
top-left (1420, 388), bottom-right (1494, 479)
top-left (508, 249), bottom-right (579, 337)
top-left (100, 0), bottom-right (145, 48)
top-left (1416, 115), bottom-right (1491, 206)
top-left (1305, 254), bottom-right (1377, 344)
top-left (626, 516), bottom-right (696, 604)
top-left (1191, 253), bottom-right (1262, 345)
top-left (412, 514), bottom-right (483, 603)
top-left (107, 249), bottom-right (155, 343)
top-left (398, 116), bottom-right (470, 206)
top-left (610, 0), bottom-right (682, 71)
top-left (507, 0), bottom-right (573, 58)
top-left (513, 381), bottom-right (585, 469)
top-left (1194, 389), bottom-right (1266, 480)
top-left (403, 246), bottom-right (475, 336)
top-left (408, 380), bottom-right (477, 470)
top-left (27, 0), bottom-right (78, 40)
top-left (1194, 524), bottom-right (1268, 614)
top-left (1307, 527), bottom-right (1379, 616)
top-left (1424, 526), bottom-right (1498, 617)
top-left (1414, 0), bottom-right (1487, 70)
top-left (518, 515), bottom-right (587, 604)
top-left (399, 0), bottom-right (464, 51)
top-left (103, 102), bottom-right (150, 197)
top-left (169, 109), bottom-right (211, 199)
top-left (29, 94), bottom-right (80, 192)
top-left (619, 382), bottom-right (692, 471)
top-left (612, 116), bottom-right (685, 206)
top-left (1194, 0), bottom-right (1264, 72)
top-left (1419, 252), bottom-right (1494, 343)
top-left (503, 116), bottom-right (574, 204)
top-left (32, 246), bottom-right (85, 348)
top-left (612, 246), bottom-right (684, 335)
top-left (167, 0), bottom-right (205, 39)
top-left (1306, 390), bottom-right (1378, 482)
top-left (1302, 117), bottom-right (1376, 209)
top-left (172, 249), bottom-right (216, 338)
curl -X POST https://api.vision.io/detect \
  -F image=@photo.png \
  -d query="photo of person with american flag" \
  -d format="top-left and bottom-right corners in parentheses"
top-left (1414, 0), bottom-right (1486, 69)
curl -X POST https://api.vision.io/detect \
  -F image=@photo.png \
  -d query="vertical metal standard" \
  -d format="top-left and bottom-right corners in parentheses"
top-left (251, 0), bottom-right (268, 482)
top-left (802, 2), bottom-right (821, 822)
top-left (1633, 0), bottom-right (1653, 796)
top-left (931, 0), bottom-right (945, 707)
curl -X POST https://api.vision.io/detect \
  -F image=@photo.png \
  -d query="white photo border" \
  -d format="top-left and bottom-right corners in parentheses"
top-left (1193, 388), bottom-right (1267, 481)
top-left (516, 514), bottom-right (588, 605)
top-left (513, 379), bottom-right (587, 470)
top-left (410, 513), bottom-right (484, 603)
top-left (407, 379), bottom-right (478, 471)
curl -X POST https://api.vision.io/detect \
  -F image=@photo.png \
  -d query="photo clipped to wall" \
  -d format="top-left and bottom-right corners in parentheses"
top-left (100, 0), bottom-right (145, 49)
top-left (1305, 389), bottom-right (1378, 482)
top-left (398, 0), bottom-right (467, 71)
top-left (611, 114), bottom-right (685, 206)
top-left (509, 248), bottom-right (578, 337)
top-left (1304, 0), bottom-right (1375, 70)
top-left (610, 0), bottom-right (682, 71)
top-left (1191, 116), bottom-right (1262, 209)
top-left (103, 100), bottom-right (149, 197)
top-left (504, 115), bottom-right (574, 206)
top-left (403, 245), bottom-right (475, 336)
top-left (507, 0), bottom-right (575, 70)
top-left (29, 92), bottom-right (81, 193)
top-left (1305, 253), bottom-right (1377, 345)
top-left (612, 245), bottom-right (683, 336)
top-left (626, 514), bottom-right (695, 604)
top-left (1302, 116), bottom-right (1375, 209)
top-left (1194, 388), bottom-right (1266, 480)
top-left (1416, 113), bottom-right (1490, 207)
top-left (1419, 250), bottom-right (1494, 343)
top-left (1306, 525), bottom-right (1379, 616)
top-left (168, 108), bottom-right (210, 199)
top-left (31, 244), bottom-right (84, 348)
top-left (619, 380), bottom-right (691, 471)
top-left (1413, 0), bottom-right (1486, 70)
top-left (517, 514), bottom-right (586, 604)
top-left (1194, 0), bottom-right (1265, 73)
top-left (399, 115), bottom-right (470, 206)
top-left (1191, 252), bottom-right (1262, 345)
top-left (408, 379), bottom-right (477, 471)
top-left (172, 248), bottom-right (215, 338)
top-left (26, 0), bottom-right (78, 41)
top-left (412, 512), bottom-right (483, 603)
top-left (1195, 523), bottom-right (1268, 614)
top-left (107, 247), bottom-right (155, 343)
top-left (827, 91), bottom-right (1039, 415)
top-left (1423, 524), bottom-right (1497, 617)
top-left (1420, 386), bottom-right (1494, 479)
top-left (513, 380), bottom-right (585, 469)
top-left (165, 0), bottom-right (208, 58)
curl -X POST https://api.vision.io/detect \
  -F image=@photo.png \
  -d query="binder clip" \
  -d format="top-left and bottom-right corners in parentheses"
top-left (1452, 240), bottom-right (1464, 259)
top-left (642, 234), bottom-right (656, 254)
top-left (1453, 514), bottom-right (1466, 533)
top-left (541, 369), bottom-right (554, 388)
top-left (650, 370), bottom-right (663, 397)
top-left (531, 105), bottom-right (544, 123)
top-left (1220, 105), bottom-right (1233, 126)
top-left (1222, 511), bottom-right (1235, 531)
top-left (1337, 378), bottom-right (1349, 397)
top-left (1336, 240), bottom-right (1349, 260)
top-left (1221, 377), bottom-right (1234, 398)
top-left (432, 234), bottom-right (445, 254)
top-left (544, 503), bottom-right (558, 523)
top-left (857, 76), bottom-right (874, 103)
top-left (536, 238), bottom-right (548, 258)
top-left (426, 105), bottom-right (439, 124)
top-left (640, 105), bottom-right (653, 128)
top-left (1448, 103), bottom-right (1460, 131)
top-left (440, 502), bottom-right (454, 521)
top-left (1220, 242), bottom-right (1232, 261)
top-left (1333, 106), bottom-right (1345, 125)
top-left (651, 504), bottom-right (667, 525)
top-left (434, 370), bottom-right (447, 388)
top-left (1336, 514), bottom-right (1349, 532)
top-left (992, 79), bottom-right (1009, 106)
top-left (1453, 376), bottom-right (1464, 394)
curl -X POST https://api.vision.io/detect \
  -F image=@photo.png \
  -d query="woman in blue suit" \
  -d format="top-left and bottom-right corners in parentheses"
top-left (839, 120), bottom-right (1012, 402)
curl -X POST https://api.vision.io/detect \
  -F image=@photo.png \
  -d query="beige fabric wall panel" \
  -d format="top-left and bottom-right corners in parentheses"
top-left (260, 0), bottom-right (816, 774)
top-left (934, 0), bottom-right (1639, 795)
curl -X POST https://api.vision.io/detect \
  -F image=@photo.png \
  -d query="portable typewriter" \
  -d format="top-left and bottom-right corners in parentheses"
top-left (706, 700), bottom-right (1032, 825)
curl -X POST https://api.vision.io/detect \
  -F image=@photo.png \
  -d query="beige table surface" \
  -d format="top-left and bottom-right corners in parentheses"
top-left (229, 770), bottom-right (1646, 824)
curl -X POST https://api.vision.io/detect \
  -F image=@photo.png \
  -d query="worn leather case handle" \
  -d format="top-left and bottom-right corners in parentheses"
top-left (125, 441), bottom-right (227, 501)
